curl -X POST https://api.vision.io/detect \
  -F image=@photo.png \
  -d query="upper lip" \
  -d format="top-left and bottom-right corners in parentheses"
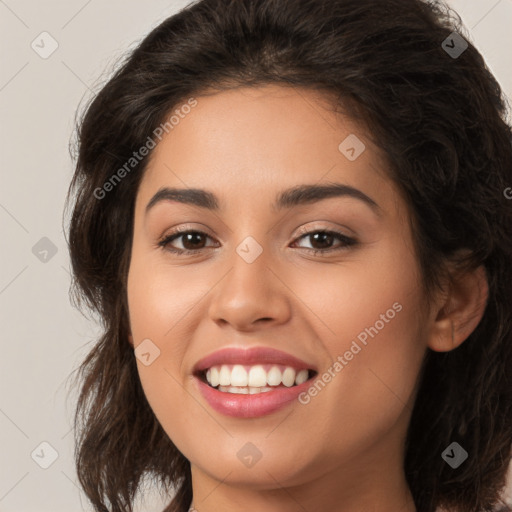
top-left (192, 346), bottom-right (318, 375)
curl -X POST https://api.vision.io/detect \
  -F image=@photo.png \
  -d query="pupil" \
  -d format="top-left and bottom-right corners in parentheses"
top-left (181, 232), bottom-right (334, 251)
top-left (312, 232), bottom-right (332, 249)
top-left (183, 232), bottom-right (204, 249)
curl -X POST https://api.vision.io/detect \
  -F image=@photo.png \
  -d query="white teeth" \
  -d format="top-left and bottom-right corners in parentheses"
top-left (231, 365), bottom-right (248, 386)
top-left (218, 385), bottom-right (273, 394)
top-left (282, 367), bottom-right (296, 387)
top-left (295, 369), bottom-right (309, 385)
top-left (210, 367), bottom-right (220, 387)
top-left (248, 365), bottom-right (267, 387)
top-left (267, 366), bottom-right (282, 386)
top-left (204, 364), bottom-right (312, 389)
top-left (227, 385), bottom-right (248, 394)
top-left (219, 365), bottom-right (231, 386)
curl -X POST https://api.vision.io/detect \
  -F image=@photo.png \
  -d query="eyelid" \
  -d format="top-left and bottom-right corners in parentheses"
top-left (157, 222), bottom-right (358, 257)
top-left (293, 222), bottom-right (355, 238)
top-left (158, 223), bottom-right (216, 240)
top-left (156, 224), bottom-right (219, 249)
top-left (158, 222), bottom-right (354, 244)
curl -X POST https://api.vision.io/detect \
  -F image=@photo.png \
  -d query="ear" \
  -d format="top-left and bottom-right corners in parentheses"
top-left (427, 263), bottom-right (489, 352)
top-left (128, 332), bottom-right (134, 348)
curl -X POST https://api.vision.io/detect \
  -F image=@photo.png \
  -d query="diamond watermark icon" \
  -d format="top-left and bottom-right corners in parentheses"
top-left (31, 441), bottom-right (59, 469)
top-left (134, 338), bottom-right (161, 366)
top-left (441, 441), bottom-right (468, 469)
top-left (338, 134), bottom-right (366, 161)
top-left (236, 442), bottom-right (262, 468)
top-left (441, 32), bottom-right (468, 59)
top-left (236, 236), bottom-right (263, 264)
top-left (31, 31), bottom-right (59, 59)
top-left (32, 237), bottom-right (58, 263)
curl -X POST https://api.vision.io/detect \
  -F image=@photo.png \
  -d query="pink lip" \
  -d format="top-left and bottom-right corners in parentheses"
top-left (192, 346), bottom-right (317, 374)
top-left (192, 346), bottom-right (317, 418)
top-left (195, 377), bottom-right (314, 418)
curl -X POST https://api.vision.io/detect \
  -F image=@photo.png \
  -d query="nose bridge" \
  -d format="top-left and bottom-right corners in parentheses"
top-left (207, 234), bottom-right (291, 329)
top-left (224, 234), bottom-right (275, 303)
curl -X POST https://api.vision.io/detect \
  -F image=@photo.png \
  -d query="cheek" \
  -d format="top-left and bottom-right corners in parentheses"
top-left (290, 233), bottom-right (424, 355)
top-left (318, 308), bottom-right (426, 458)
top-left (126, 243), bottom-right (217, 411)
top-left (127, 251), bottom-right (204, 343)
top-left (295, 238), bottom-right (427, 433)
top-left (126, 257), bottom-right (197, 448)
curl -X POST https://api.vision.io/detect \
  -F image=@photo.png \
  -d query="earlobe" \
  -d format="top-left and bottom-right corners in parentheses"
top-left (427, 264), bottom-right (489, 352)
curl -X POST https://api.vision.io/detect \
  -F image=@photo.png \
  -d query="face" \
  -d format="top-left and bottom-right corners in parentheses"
top-left (127, 85), bottom-right (430, 505)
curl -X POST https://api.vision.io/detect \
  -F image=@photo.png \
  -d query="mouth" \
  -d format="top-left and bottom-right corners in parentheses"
top-left (194, 364), bottom-right (318, 394)
top-left (192, 346), bottom-right (319, 417)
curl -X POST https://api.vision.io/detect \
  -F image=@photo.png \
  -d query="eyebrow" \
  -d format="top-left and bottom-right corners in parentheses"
top-left (145, 183), bottom-right (382, 216)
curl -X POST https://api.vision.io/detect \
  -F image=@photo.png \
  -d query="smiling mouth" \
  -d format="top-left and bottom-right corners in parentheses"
top-left (196, 364), bottom-right (318, 394)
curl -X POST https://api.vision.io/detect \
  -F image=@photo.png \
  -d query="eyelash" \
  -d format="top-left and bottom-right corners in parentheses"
top-left (157, 227), bottom-right (357, 257)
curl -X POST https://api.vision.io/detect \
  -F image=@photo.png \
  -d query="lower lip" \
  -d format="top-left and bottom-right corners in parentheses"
top-left (195, 376), bottom-right (313, 418)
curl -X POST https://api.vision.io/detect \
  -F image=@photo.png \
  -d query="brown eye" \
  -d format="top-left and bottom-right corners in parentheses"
top-left (306, 232), bottom-right (336, 250)
top-left (158, 230), bottom-right (217, 254)
top-left (177, 232), bottom-right (207, 250)
top-left (292, 230), bottom-right (357, 254)
top-left (158, 228), bottom-right (357, 256)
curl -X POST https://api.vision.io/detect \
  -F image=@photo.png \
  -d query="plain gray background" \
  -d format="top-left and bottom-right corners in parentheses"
top-left (1, 1), bottom-right (511, 511)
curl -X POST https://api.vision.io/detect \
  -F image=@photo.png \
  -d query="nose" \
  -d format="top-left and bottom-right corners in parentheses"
top-left (207, 245), bottom-right (292, 332)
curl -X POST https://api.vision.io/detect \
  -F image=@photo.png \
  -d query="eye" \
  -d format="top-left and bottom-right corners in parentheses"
top-left (157, 228), bottom-right (218, 255)
top-left (291, 229), bottom-right (357, 255)
top-left (157, 227), bottom-right (357, 256)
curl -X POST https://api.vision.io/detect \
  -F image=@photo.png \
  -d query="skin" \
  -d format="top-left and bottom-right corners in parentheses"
top-left (126, 84), bottom-right (488, 512)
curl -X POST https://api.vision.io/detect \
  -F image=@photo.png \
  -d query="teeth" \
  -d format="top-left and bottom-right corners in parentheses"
top-left (295, 369), bottom-right (309, 385)
top-left (282, 367), bottom-right (296, 387)
top-left (248, 365), bottom-right (267, 387)
top-left (204, 364), bottom-right (311, 389)
top-left (219, 365), bottom-right (231, 386)
top-left (267, 366), bottom-right (282, 386)
top-left (231, 365), bottom-right (248, 386)
top-left (209, 367), bottom-right (219, 387)
top-left (218, 385), bottom-right (273, 394)
top-left (249, 386), bottom-right (266, 394)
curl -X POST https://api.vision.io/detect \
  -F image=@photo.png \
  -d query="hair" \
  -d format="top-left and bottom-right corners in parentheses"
top-left (64, 0), bottom-right (512, 511)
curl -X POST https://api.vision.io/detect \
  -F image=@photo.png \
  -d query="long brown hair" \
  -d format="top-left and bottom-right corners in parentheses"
top-left (64, 0), bottom-right (512, 511)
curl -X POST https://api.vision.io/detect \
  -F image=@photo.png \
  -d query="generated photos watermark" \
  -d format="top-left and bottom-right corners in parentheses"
top-left (93, 97), bottom-right (198, 200)
top-left (298, 301), bottom-right (403, 404)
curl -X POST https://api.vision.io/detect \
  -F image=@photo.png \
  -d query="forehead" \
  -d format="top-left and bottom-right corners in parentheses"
top-left (137, 85), bottom-right (402, 217)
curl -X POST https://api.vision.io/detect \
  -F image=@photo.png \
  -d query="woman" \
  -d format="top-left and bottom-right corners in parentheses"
top-left (65, 0), bottom-right (512, 511)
